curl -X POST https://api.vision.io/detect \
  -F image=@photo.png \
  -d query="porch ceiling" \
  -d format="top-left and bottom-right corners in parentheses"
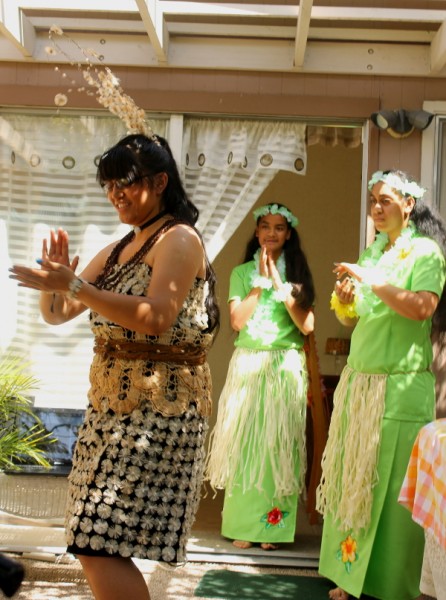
top-left (1, 1), bottom-right (446, 77)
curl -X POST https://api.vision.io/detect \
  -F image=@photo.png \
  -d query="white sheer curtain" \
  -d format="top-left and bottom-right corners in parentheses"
top-left (182, 118), bottom-right (307, 261)
top-left (0, 112), bottom-right (167, 408)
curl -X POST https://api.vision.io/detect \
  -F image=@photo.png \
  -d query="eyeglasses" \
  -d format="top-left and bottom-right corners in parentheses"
top-left (102, 176), bottom-right (143, 194)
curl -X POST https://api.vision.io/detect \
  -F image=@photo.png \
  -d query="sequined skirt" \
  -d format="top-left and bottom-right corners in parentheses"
top-left (65, 402), bottom-right (208, 563)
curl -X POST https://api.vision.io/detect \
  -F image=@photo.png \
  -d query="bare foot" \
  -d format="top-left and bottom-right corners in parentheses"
top-left (328, 587), bottom-right (349, 600)
top-left (260, 543), bottom-right (279, 550)
top-left (232, 540), bottom-right (253, 549)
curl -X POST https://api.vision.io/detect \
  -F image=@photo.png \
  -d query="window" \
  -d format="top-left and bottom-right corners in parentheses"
top-left (0, 110), bottom-right (168, 408)
top-left (434, 117), bottom-right (446, 217)
top-left (421, 102), bottom-right (446, 217)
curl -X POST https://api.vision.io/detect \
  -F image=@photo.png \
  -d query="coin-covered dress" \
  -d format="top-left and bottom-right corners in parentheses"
top-left (65, 225), bottom-right (214, 564)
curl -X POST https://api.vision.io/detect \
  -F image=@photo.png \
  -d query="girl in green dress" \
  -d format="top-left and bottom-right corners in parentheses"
top-left (206, 203), bottom-right (315, 550)
top-left (317, 170), bottom-right (446, 600)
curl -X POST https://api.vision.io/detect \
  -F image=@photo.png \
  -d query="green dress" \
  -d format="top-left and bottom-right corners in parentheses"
top-left (317, 228), bottom-right (446, 600)
top-left (206, 259), bottom-right (308, 544)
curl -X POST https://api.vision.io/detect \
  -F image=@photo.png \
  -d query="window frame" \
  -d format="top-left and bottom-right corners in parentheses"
top-left (421, 101), bottom-right (446, 213)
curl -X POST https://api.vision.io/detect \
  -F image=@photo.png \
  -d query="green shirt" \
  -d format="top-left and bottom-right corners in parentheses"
top-left (350, 235), bottom-right (445, 375)
top-left (229, 260), bottom-right (305, 351)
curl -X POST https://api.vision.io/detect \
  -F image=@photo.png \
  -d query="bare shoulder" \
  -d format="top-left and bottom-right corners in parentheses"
top-left (164, 222), bottom-right (201, 241)
top-left (153, 222), bottom-right (206, 277)
top-left (157, 222), bottom-right (203, 252)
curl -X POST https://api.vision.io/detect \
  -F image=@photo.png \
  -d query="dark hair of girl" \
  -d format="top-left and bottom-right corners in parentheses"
top-left (244, 203), bottom-right (315, 310)
top-left (384, 170), bottom-right (446, 332)
top-left (96, 133), bottom-right (220, 334)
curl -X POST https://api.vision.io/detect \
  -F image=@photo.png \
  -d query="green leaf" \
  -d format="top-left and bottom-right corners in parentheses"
top-left (0, 353), bottom-right (56, 470)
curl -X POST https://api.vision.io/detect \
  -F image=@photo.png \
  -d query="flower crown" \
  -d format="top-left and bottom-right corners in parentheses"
top-left (46, 25), bottom-right (157, 141)
top-left (253, 204), bottom-right (299, 227)
top-left (367, 171), bottom-right (426, 200)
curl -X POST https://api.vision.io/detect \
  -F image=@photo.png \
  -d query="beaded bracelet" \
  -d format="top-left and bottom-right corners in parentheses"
top-left (67, 277), bottom-right (85, 300)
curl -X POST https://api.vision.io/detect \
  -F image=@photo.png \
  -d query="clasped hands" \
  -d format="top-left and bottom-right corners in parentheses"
top-left (9, 228), bottom-right (79, 295)
top-left (259, 246), bottom-right (284, 291)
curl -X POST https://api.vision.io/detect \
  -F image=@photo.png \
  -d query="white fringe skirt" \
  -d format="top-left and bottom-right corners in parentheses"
top-left (205, 347), bottom-right (308, 501)
top-left (316, 365), bottom-right (387, 532)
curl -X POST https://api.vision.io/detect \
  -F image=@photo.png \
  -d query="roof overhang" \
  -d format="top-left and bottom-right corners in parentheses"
top-left (1, 1), bottom-right (446, 77)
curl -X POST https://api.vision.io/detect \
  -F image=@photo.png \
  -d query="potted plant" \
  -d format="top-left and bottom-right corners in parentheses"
top-left (0, 353), bottom-right (53, 471)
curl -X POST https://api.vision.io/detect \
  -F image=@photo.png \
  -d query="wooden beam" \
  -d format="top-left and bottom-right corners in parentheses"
top-left (310, 28), bottom-right (433, 44)
top-left (431, 19), bottom-right (446, 72)
top-left (134, 0), bottom-right (167, 64)
top-left (0, 35), bottom-right (30, 60)
top-left (0, 0), bottom-right (33, 57)
top-left (294, 0), bottom-right (312, 69)
top-left (19, 30), bottom-right (444, 77)
top-left (29, 16), bottom-right (147, 34)
top-left (166, 36), bottom-right (442, 77)
top-left (34, 31), bottom-right (160, 67)
top-left (16, 0), bottom-right (136, 10)
top-left (308, 6), bottom-right (446, 24)
top-left (159, 3), bottom-right (446, 24)
top-left (166, 22), bottom-right (434, 44)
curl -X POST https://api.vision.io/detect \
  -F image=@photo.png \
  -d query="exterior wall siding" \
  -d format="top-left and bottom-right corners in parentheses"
top-left (1, 63), bottom-right (445, 179)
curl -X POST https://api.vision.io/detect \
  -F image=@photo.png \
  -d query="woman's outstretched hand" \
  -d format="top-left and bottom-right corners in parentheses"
top-left (334, 262), bottom-right (385, 288)
top-left (9, 229), bottom-right (79, 295)
top-left (9, 259), bottom-right (75, 294)
top-left (333, 262), bottom-right (367, 282)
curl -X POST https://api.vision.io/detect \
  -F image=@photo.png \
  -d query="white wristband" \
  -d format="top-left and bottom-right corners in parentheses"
top-left (272, 282), bottom-right (293, 302)
top-left (251, 274), bottom-right (273, 290)
top-left (67, 277), bottom-right (85, 300)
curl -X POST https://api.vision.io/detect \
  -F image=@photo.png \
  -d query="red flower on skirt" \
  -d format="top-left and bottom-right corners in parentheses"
top-left (261, 506), bottom-right (289, 529)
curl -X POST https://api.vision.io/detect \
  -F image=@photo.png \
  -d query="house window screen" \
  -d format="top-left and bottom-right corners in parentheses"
top-left (0, 111), bottom-right (168, 409)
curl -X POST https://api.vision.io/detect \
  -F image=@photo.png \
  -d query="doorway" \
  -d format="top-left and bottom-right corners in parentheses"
top-left (192, 129), bottom-right (364, 566)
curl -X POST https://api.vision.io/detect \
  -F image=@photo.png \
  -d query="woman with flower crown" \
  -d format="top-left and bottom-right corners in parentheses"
top-left (205, 203), bottom-right (315, 550)
top-left (316, 170), bottom-right (446, 600)
top-left (9, 133), bottom-right (220, 600)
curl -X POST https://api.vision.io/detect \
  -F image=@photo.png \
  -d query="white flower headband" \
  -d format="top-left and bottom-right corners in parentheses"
top-left (368, 171), bottom-right (426, 200)
top-left (46, 24), bottom-right (157, 141)
top-left (253, 204), bottom-right (299, 227)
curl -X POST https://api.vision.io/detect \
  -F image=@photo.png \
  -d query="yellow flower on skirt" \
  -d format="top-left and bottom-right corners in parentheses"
top-left (337, 535), bottom-right (358, 573)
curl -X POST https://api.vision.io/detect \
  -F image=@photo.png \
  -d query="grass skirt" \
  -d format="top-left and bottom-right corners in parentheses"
top-left (316, 366), bottom-right (387, 532)
top-left (206, 347), bottom-right (308, 501)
